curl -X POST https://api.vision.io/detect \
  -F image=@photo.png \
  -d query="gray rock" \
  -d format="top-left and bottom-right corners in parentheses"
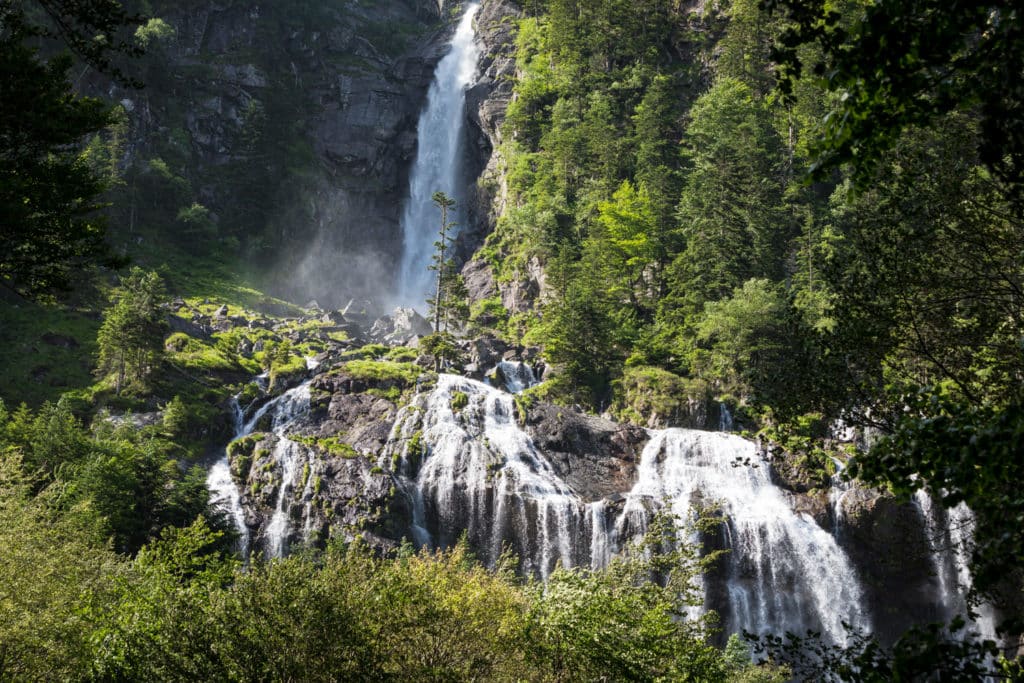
top-left (524, 403), bottom-right (648, 502)
top-left (168, 314), bottom-right (212, 340)
top-left (369, 307), bottom-right (433, 345)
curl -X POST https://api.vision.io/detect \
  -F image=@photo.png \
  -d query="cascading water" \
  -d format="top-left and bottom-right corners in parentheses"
top-left (395, 4), bottom-right (480, 307)
top-left (625, 431), bottom-right (870, 643)
top-left (386, 374), bottom-right (870, 641)
top-left (262, 383), bottom-right (314, 558)
top-left (913, 491), bottom-right (999, 640)
top-left (208, 380), bottom-right (316, 560)
top-left (387, 374), bottom-right (583, 579)
top-left (490, 360), bottom-right (538, 394)
top-left (207, 397), bottom-right (251, 557)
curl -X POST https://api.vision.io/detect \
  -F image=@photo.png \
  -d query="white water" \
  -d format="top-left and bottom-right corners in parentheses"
top-left (490, 360), bottom-right (538, 394)
top-left (719, 403), bottom-right (734, 432)
top-left (913, 491), bottom-right (1000, 641)
top-left (208, 380), bottom-right (316, 560)
top-left (206, 397), bottom-right (251, 557)
top-left (387, 374), bottom-right (870, 640)
top-left (395, 4), bottom-right (480, 307)
top-left (263, 383), bottom-right (314, 558)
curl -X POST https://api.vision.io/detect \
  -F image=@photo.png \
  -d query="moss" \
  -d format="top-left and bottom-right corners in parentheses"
top-left (367, 386), bottom-right (402, 402)
top-left (313, 475), bottom-right (322, 495)
top-left (406, 430), bottom-right (424, 472)
top-left (293, 435), bottom-right (360, 459)
top-left (369, 466), bottom-right (384, 475)
top-left (344, 359), bottom-right (423, 386)
top-left (451, 390), bottom-right (469, 412)
top-left (340, 343), bottom-right (389, 361)
top-left (385, 346), bottom-right (418, 362)
top-left (268, 353), bottom-right (307, 393)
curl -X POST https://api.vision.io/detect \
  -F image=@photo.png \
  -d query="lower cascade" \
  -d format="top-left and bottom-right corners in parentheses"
top-left (207, 369), bottom-right (999, 647)
top-left (385, 373), bottom-right (871, 643)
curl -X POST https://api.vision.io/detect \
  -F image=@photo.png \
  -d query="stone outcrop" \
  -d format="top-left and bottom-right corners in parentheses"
top-left (836, 488), bottom-right (942, 644)
top-left (524, 402), bottom-right (648, 502)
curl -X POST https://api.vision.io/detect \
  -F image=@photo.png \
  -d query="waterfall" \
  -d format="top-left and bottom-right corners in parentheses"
top-left (490, 360), bottom-right (538, 394)
top-left (263, 383), bottom-right (314, 558)
top-left (386, 374), bottom-right (870, 641)
top-left (395, 4), bottom-right (480, 307)
top-left (627, 431), bottom-right (870, 643)
top-left (718, 402), bottom-right (734, 432)
top-left (208, 380), bottom-right (316, 561)
top-left (206, 397), bottom-right (251, 557)
top-left (913, 491), bottom-right (1000, 641)
top-left (387, 374), bottom-right (583, 579)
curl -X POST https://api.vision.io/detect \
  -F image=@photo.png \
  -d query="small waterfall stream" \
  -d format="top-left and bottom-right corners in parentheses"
top-left (262, 383), bottom-right (314, 558)
top-left (913, 491), bottom-right (1000, 640)
top-left (206, 397), bottom-right (251, 557)
top-left (387, 373), bottom-right (870, 642)
top-left (207, 381), bottom-right (315, 560)
top-left (396, 4), bottom-right (481, 306)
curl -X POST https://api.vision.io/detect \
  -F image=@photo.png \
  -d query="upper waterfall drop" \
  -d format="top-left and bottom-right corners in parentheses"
top-left (395, 4), bottom-right (481, 308)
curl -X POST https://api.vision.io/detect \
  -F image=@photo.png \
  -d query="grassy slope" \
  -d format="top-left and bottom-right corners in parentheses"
top-left (0, 241), bottom-right (300, 408)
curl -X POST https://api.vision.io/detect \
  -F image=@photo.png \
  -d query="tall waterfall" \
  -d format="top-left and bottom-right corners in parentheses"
top-left (386, 374), bottom-right (870, 642)
top-left (395, 4), bottom-right (480, 307)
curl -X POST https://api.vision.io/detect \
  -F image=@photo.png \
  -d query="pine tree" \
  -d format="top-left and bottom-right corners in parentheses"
top-left (96, 268), bottom-right (168, 394)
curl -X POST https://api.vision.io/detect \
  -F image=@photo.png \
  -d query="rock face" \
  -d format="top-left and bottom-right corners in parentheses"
top-left (97, 0), bottom-right (456, 309)
top-left (836, 488), bottom-right (943, 644)
top-left (369, 307), bottom-right (434, 346)
top-left (524, 402), bottom-right (647, 502)
top-left (460, 0), bottom-right (523, 263)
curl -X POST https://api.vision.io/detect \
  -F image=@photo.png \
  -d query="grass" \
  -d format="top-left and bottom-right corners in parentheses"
top-left (343, 360), bottom-right (424, 386)
top-left (0, 296), bottom-right (101, 407)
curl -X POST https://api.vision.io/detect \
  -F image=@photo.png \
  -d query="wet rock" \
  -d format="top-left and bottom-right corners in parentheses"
top-left (839, 488), bottom-right (941, 644)
top-left (524, 403), bottom-right (648, 502)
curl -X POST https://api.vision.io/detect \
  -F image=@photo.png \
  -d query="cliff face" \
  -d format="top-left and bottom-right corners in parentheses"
top-left (101, 0), bottom-right (461, 307)
top-left (95, 0), bottom-right (525, 311)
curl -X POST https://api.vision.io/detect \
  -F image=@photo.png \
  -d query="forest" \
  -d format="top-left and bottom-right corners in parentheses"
top-left (1, 0), bottom-right (1023, 680)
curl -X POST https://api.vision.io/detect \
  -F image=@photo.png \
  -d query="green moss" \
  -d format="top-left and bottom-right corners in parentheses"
top-left (344, 360), bottom-right (423, 386)
top-left (367, 386), bottom-right (402, 402)
top-left (340, 343), bottom-right (389, 361)
top-left (293, 435), bottom-right (360, 459)
top-left (227, 432), bottom-right (266, 481)
top-left (406, 430), bottom-right (424, 472)
top-left (268, 353), bottom-right (307, 393)
top-left (451, 390), bottom-right (469, 412)
top-left (385, 346), bottom-right (418, 362)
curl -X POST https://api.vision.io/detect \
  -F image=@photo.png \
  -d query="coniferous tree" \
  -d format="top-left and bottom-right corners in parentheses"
top-left (0, 1), bottom-right (142, 298)
top-left (96, 268), bottom-right (168, 394)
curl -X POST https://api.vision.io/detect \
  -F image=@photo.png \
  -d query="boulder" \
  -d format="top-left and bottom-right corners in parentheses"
top-left (369, 307), bottom-right (433, 345)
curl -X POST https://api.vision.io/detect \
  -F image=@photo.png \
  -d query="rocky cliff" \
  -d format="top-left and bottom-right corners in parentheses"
top-left (97, 1), bottom-right (488, 308)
